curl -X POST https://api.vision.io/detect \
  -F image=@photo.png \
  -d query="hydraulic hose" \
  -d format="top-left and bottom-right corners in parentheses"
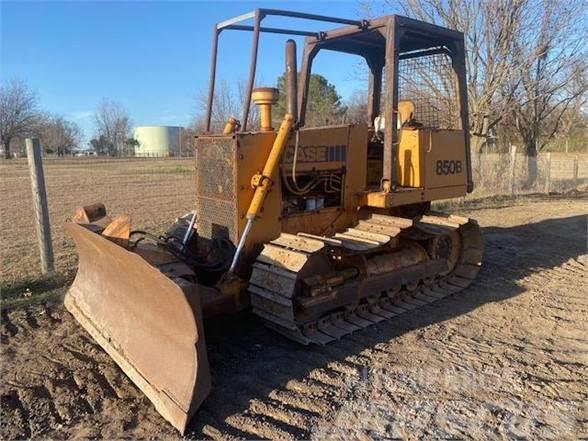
top-left (228, 113), bottom-right (294, 273)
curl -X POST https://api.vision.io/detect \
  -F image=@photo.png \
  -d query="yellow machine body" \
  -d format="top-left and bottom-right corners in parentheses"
top-left (194, 123), bottom-right (468, 260)
top-left (395, 128), bottom-right (467, 190)
top-left (64, 10), bottom-right (484, 435)
top-left (194, 124), bottom-right (371, 267)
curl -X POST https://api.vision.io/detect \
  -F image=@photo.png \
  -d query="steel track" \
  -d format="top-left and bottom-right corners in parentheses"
top-left (249, 213), bottom-right (484, 345)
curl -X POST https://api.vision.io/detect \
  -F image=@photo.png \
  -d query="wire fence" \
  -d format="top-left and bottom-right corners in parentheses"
top-left (0, 157), bottom-right (195, 283)
top-left (470, 150), bottom-right (588, 199)
top-left (1, 150), bottom-right (586, 284)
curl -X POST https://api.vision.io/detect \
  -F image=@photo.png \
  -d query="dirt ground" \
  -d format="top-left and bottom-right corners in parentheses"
top-left (0, 158), bottom-right (195, 284)
top-left (1, 196), bottom-right (586, 439)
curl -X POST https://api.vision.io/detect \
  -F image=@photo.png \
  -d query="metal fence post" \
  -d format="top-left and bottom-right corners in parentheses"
top-left (478, 151), bottom-right (484, 186)
top-left (509, 145), bottom-right (517, 196)
top-left (26, 138), bottom-right (54, 274)
top-left (544, 152), bottom-right (552, 194)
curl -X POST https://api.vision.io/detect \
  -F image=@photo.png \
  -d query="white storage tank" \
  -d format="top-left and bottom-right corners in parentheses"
top-left (134, 126), bottom-right (183, 157)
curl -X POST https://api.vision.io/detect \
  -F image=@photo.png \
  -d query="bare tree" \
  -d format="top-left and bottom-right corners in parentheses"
top-left (345, 89), bottom-right (369, 124)
top-left (93, 99), bottom-right (132, 156)
top-left (38, 114), bottom-right (83, 156)
top-left (196, 79), bottom-right (261, 133)
top-left (201, 79), bottom-right (241, 131)
top-left (556, 86), bottom-right (588, 153)
top-left (90, 135), bottom-right (111, 156)
top-left (180, 126), bottom-right (197, 156)
top-left (364, 0), bottom-right (525, 152)
top-left (364, 0), bottom-right (588, 182)
top-left (510, 2), bottom-right (587, 158)
top-left (0, 79), bottom-right (41, 158)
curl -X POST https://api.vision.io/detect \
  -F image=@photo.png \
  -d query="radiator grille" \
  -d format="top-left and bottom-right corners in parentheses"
top-left (195, 137), bottom-right (238, 243)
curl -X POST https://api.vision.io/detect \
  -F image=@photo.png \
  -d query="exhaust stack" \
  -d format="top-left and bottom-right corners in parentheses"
top-left (285, 39), bottom-right (298, 122)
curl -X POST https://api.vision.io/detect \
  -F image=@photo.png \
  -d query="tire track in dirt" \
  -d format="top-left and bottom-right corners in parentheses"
top-left (1, 198), bottom-right (586, 439)
top-left (191, 326), bottom-right (369, 440)
top-left (0, 309), bottom-right (18, 340)
top-left (1, 302), bottom-right (174, 439)
top-left (194, 201), bottom-right (587, 440)
top-left (1, 389), bottom-right (31, 439)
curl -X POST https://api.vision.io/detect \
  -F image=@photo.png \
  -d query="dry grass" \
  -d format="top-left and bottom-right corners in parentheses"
top-left (1, 155), bottom-right (585, 297)
top-left (0, 158), bottom-right (195, 287)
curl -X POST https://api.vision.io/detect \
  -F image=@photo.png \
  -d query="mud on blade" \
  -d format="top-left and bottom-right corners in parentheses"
top-left (65, 220), bottom-right (211, 433)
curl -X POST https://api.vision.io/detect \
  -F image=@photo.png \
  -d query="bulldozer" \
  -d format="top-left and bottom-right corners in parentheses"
top-left (64, 10), bottom-right (483, 433)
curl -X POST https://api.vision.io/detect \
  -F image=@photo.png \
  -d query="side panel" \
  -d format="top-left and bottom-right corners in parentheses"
top-left (363, 129), bottom-right (467, 208)
top-left (281, 125), bottom-right (351, 173)
top-left (196, 126), bottom-right (370, 259)
top-left (195, 132), bottom-right (283, 252)
top-left (344, 124), bottom-right (369, 210)
top-left (394, 129), bottom-right (466, 190)
top-left (422, 129), bottom-right (467, 189)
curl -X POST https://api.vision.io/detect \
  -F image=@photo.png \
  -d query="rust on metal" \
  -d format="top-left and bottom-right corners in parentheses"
top-left (101, 214), bottom-right (131, 247)
top-left (64, 220), bottom-right (211, 433)
top-left (64, 9), bottom-right (483, 435)
top-left (72, 203), bottom-right (108, 225)
top-left (285, 39), bottom-right (298, 121)
top-left (250, 214), bottom-right (483, 344)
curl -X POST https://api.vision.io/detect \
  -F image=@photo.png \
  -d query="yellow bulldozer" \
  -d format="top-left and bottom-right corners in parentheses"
top-left (65, 10), bottom-right (483, 433)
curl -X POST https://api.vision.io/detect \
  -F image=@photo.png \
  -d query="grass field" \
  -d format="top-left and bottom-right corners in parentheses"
top-left (0, 158), bottom-right (195, 295)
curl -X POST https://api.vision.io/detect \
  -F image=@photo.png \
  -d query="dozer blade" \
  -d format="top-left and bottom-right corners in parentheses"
top-left (64, 221), bottom-right (211, 433)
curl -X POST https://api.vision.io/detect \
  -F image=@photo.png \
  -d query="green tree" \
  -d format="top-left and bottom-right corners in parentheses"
top-left (124, 137), bottom-right (139, 156)
top-left (274, 73), bottom-right (347, 127)
top-left (89, 135), bottom-right (112, 155)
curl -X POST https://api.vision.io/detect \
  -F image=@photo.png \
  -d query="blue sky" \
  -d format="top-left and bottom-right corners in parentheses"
top-left (1, 1), bottom-right (377, 142)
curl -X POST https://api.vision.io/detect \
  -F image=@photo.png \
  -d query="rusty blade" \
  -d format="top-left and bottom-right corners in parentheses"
top-left (64, 221), bottom-right (211, 433)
